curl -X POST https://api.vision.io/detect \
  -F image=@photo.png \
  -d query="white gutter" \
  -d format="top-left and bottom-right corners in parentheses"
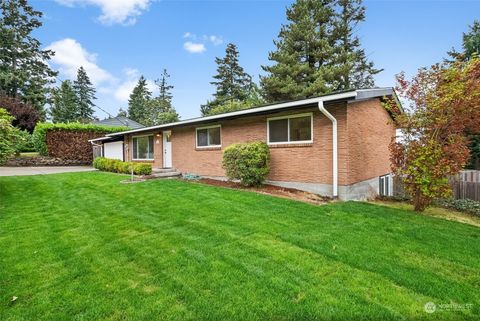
top-left (318, 101), bottom-right (338, 198)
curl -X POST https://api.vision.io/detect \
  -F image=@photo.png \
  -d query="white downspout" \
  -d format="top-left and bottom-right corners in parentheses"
top-left (318, 101), bottom-right (338, 198)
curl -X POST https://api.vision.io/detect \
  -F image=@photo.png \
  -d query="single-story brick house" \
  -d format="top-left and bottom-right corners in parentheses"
top-left (90, 88), bottom-right (401, 200)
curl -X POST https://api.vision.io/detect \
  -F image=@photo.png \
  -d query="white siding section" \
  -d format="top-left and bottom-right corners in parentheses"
top-left (104, 141), bottom-right (124, 160)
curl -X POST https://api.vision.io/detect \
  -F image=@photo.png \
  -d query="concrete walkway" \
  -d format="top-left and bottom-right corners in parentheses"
top-left (0, 166), bottom-right (96, 176)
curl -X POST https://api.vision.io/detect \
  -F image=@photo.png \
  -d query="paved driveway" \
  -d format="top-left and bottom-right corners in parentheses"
top-left (0, 166), bottom-right (96, 176)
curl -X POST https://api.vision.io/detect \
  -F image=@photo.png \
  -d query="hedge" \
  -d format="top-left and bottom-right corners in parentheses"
top-left (93, 157), bottom-right (152, 175)
top-left (222, 141), bottom-right (270, 186)
top-left (33, 122), bottom-right (127, 156)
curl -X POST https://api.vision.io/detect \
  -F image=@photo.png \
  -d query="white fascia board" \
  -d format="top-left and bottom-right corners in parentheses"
top-left (106, 91), bottom-right (358, 137)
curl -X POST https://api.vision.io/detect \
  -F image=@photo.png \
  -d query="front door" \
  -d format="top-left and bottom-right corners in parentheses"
top-left (163, 131), bottom-right (172, 168)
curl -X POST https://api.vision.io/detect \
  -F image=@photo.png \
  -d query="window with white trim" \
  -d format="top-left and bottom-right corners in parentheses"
top-left (379, 174), bottom-right (393, 196)
top-left (196, 125), bottom-right (221, 147)
top-left (268, 113), bottom-right (313, 144)
top-left (132, 135), bottom-right (154, 159)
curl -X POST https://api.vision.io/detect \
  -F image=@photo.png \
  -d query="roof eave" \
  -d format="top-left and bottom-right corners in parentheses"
top-left (106, 90), bottom-right (359, 137)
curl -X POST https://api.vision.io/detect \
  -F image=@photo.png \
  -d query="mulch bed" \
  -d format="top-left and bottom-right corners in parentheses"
top-left (193, 178), bottom-right (331, 205)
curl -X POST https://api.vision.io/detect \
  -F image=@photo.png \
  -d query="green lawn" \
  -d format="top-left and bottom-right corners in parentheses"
top-left (0, 172), bottom-right (479, 321)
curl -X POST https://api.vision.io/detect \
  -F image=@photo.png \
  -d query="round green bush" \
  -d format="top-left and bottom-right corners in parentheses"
top-left (222, 141), bottom-right (270, 186)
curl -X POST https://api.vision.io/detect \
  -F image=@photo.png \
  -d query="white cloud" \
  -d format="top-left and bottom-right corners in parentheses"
top-left (55, 0), bottom-right (152, 26)
top-left (46, 38), bottom-right (115, 85)
top-left (182, 32), bottom-right (223, 53)
top-left (113, 68), bottom-right (155, 102)
top-left (183, 41), bottom-right (206, 54)
top-left (205, 35), bottom-right (223, 46)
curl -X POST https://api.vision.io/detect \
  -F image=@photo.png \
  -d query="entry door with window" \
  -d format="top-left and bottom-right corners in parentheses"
top-left (163, 131), bottom-right (172, 168)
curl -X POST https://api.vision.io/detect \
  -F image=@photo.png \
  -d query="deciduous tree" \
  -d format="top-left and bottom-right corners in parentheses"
top-left (388, 59), bottom-right (480, 211)
top-left (0, 108), bottom-right (20, 164)
top-left (0, 95), bottom-right (40, 132)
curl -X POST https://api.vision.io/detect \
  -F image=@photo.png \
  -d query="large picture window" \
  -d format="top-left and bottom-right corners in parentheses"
top-left (268, 113), bottom-right (313, 144)
top-left (196, 125), bottom-right (221, 148)
top-left (132, 135), bottom-right (154, 160)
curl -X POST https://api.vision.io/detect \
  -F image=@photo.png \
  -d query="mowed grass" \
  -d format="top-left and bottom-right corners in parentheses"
top-left (0, 172), bottom-right (479, 321)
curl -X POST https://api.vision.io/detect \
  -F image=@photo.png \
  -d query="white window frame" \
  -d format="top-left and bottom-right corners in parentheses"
top-left (196, 125), bottom-right (222, 148)
top-left (267, 112), bottom-right (313, 145)
top-left (132, 134), bottom-right (154, 160)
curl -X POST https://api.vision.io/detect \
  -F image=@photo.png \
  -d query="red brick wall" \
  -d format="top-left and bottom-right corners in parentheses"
top-left (124, 132), bottom-right (163, 168)
top-left (171, 102), bottom-right (347, 185)
top-left (346, 99), bottom-right (396, 184)
top-left (123, 98), bottom-right (395, 187)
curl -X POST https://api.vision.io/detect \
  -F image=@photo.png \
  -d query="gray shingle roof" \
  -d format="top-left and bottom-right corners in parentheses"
top-left (93, 116), bottom-right (144, 129)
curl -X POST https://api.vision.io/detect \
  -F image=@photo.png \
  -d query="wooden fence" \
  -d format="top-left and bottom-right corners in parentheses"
top-left (393, 170), bottom-right (480, 201)
top-left (450, 170), bottom-right (480, 201)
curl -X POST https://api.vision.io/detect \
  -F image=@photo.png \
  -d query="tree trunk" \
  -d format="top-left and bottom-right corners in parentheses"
top-left (413, 189), bottom-right (431, 212)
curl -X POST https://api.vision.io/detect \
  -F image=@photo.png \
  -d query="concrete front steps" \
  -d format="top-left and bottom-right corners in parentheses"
top-left (151, 168), bottom-right (182, 178)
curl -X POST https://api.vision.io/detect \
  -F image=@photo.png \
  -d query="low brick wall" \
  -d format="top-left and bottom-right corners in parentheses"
top-left (5, 156), bottom-right (89, 167)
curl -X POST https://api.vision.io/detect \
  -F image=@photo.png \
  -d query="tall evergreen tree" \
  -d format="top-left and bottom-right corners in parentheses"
top-left (128, 76), bottom-right (151, 126)
top-left (201, 43), bottom-right (253, 116)
top-left (73, 66), bottom-right (96, 122)
top-left (448, 20), bottom-right (480, 62)
top-left (116, 108), bottom-right (127, 117)
top-left (49, 80), bottom-right (77, 123)
top-left (261, 0), bottom-right (380, 102)
top-left (463, 20), bottom-right (480, 60)
top-left (0, 0), bottom-right (57, 118)
top-left (261, 0), bottom-right (337, 102)
top-left (333, 0), bottom-right (381, 90)
top-left (149, 69), bottom-right (179, 125)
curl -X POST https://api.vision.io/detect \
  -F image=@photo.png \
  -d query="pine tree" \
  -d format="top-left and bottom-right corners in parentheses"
top-left (73, 66), bottom-right (96, 122)
top-left (116, 108), bottom-right (127, 117)
top-left (463, 20), bottom-right (480, 59)
top-left (149, 69), bottom-right (179, 125)
top-left (206, 83), bottom-right (266, 116)
top-left (261, 0), bottom-right (381, 102)
top-left (333, 0), bottom-right (381, 90)
top-left (261, 0), bottom-right (337, 102)
top-left (0, 0), bottom-right (57, 118)
top-left (202, 43), bottom-right (253, 116)
top-left (49, 80), bottom-right (77, 123)
top-left (448, 20), bottom-right (480, 62)
top-left (128, 76), bottom-right (151, 126)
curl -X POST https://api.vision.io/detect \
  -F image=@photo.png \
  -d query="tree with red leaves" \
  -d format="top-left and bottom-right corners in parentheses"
top-left (387, 58), bottom-right (480, 211)
top-left (0, 95), bottom-right (40, 133)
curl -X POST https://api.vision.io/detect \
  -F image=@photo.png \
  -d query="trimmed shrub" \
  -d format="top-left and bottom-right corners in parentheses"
top-left (93, 157), bottom-right (152, 176)
top-left (33, 123), bottom-right (126, 156)
top-left (222, 141), bottom-right (270, 186)
top-left (134, 163), bottom-right (152, 175)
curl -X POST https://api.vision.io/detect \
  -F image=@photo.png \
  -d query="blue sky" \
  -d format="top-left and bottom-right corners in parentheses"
top-left (32, 0), bottom-right (480, 120)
